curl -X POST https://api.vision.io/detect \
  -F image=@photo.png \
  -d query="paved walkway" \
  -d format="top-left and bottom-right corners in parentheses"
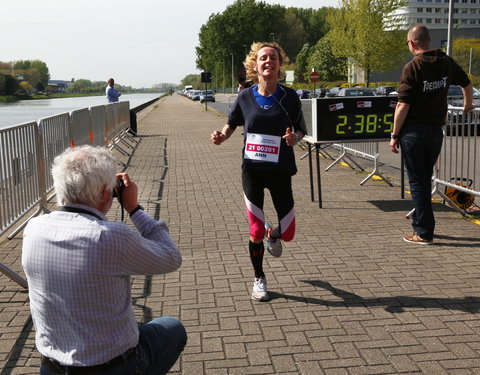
top-left (1, 94), bottom-right (480, 374)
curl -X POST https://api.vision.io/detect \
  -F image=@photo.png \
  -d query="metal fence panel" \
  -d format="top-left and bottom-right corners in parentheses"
top-left (437, 108), bottom-right (479, 197)
top-left (38, 113), bottom-right (70, 193)
top-left (105, 104), bottom-right (116, 144)
top-left (70, 108), bottom-right (92, 147)
top-left (90, 105), bottom-right (107, 147)
top-left (0, 122), bottom-right (41, 234)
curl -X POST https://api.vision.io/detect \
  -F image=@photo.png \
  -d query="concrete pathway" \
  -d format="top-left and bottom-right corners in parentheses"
top-left (1, 94), bottom-right (480, 374)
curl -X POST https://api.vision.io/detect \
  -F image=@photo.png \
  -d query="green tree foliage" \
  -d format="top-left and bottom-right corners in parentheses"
top-left (327, 0), bottom-right (409, 86)
top-left (180, 74), bottom-right (201, 89)
top-left (195, 0), bottom-right (331, 86)
top-left (294, 43), bottom-right (310, 83)
top-left (452, 39), bottom-right (480, 76)
top-left (196, 0), bottom-right (286, 86)
top-left (0, 73), bottom-right (20, 95)
top-left (10, 59), bottom-right (50, 88)
top-left (290, 7), bottom-right (331, 48)
top-left (30, 60), bottom-right (50, 85)
top-left (307, 38), bottom-right (347, 82)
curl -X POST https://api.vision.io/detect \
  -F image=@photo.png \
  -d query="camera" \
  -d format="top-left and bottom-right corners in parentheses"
top-left (113, 177), bottom-right (125, 198)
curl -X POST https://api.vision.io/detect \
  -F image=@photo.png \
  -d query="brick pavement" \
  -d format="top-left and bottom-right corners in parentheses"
top-left (1, 94), bottom-right (480, 374)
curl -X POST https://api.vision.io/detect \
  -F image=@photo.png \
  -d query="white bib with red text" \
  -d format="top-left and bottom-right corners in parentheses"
top-left (244, 133), bottom-right (281, 163)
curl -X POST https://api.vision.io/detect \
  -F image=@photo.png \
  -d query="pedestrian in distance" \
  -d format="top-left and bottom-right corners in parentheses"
top-left (210, 42), bottom-right (307, 302)
top-left (106, 77), bottom-right (121, 102)
top-left (22, 145), bottom-right (187, 375)
top-left (390, 25), bottom-right (474, 245)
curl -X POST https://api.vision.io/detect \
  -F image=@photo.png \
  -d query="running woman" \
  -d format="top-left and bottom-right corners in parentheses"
top-left (210, 42), bottom-right (307, 302)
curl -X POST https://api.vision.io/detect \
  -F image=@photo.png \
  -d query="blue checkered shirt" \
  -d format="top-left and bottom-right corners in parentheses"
top-left (22, 204), bottom-right (181, 366)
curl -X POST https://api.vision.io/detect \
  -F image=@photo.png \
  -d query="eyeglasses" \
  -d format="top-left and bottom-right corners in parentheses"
top-left (406, 40), bottom-right (410, 46)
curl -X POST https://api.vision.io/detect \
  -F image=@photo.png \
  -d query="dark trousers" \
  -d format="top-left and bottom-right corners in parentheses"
top-left (400, 124), bottom-right (443, 241)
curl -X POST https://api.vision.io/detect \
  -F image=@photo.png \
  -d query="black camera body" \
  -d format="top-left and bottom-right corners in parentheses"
top-left (113, 178), bottom-right (125, 198)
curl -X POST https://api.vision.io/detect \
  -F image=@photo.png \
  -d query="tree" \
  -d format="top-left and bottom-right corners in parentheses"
top-left (30, 60), bottom-right (50, 86)
top-left (196, 0), bottom-right (287, 87)
top-left (327, 0), bottom-right (409, 86)
top-left (69, 79), bottom-right (93, 93)
top-left (307, 37), bottom-right (347, 82)
top-left (180, 74), bottom-right (201, 89)
top-left (294, 43), bottom-right (310, 83)
top-left (0, 73), bottom-right (20, 95)
top-left (452, 39), bottom-right (480, 76)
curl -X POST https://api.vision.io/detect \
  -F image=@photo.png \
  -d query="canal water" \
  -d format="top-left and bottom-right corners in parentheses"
top-left (0, 93), bottom-right (161, 129)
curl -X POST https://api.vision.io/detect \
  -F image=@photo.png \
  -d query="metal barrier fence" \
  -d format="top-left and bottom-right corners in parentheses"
top-left (0, 121), bottom-right (42, 236)
top-left (433, 107), bottom-right (479, 214)
top-left (1, 102), bottom-right (131, 241)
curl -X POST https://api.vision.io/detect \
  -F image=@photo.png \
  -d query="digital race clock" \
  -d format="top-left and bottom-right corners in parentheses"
top-left (308, 96), bottom-right (398, 142)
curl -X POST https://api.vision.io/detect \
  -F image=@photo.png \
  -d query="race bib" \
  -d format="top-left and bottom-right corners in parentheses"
top-left (244, 133), bottom-right (281, 163)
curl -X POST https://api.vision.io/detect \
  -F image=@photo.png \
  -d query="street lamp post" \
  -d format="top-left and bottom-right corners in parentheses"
top-left (270, 33), bottom-right (275, 42)
top-left (446, 0), bottom-right (454, 56)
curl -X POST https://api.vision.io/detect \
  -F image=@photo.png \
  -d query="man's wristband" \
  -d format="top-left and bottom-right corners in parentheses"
top-left (391, 133), bottom-right (400, 139)
top-left (129, 205), bottom-right (144, 217)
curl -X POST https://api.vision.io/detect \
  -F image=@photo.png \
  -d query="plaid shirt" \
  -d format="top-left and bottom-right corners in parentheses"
top-left (22, 204), bottom-right (181, 366)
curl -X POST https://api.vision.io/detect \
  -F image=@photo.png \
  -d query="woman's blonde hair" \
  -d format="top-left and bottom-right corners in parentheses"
top-left (244, 42), bottom-right (289, 84)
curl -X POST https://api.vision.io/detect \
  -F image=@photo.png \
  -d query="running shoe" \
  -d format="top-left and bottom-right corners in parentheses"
top-left (264, 223), bottom-right (283, 257)
top-left (403, 233), bottom-right (433, 245)
top-left (252, 277), bottom-right (270, 302)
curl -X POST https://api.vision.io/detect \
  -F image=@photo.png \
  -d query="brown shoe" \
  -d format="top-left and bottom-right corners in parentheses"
top-left (403, 233), bottom-right (433, 245)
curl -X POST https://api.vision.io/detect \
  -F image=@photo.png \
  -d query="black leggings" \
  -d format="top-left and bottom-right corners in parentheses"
top-left (242, 167), bottom-right (295, 242)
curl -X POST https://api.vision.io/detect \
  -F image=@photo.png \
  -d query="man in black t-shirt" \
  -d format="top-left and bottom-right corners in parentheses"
top-left (390, 25), bottom-right (474, 245)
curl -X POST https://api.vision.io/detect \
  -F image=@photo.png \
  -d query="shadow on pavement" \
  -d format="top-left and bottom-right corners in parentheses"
top-left (268, 280), bottom-right (480, 314)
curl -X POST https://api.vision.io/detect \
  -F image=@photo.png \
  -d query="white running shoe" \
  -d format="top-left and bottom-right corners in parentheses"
top-left (264, 223), bottom-right (282, 257)
top-left (251, 277), bottom-right (270, 302)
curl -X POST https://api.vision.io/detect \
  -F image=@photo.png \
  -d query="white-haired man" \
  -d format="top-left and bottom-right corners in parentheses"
top-left (22, 145), bottom-right (186, 375)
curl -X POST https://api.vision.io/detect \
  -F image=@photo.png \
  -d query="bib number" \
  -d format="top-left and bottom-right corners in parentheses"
top-left (244, 133), bottom-right (281, 163)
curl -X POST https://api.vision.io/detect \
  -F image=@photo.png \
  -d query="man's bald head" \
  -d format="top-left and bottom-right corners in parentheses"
top-left (408, 25), bottom-right (431, 49)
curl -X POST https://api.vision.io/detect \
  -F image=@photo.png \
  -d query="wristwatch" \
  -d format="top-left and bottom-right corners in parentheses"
top-left (391, 133), bottom-right (400, 139)
top-left (294, 133), bottom-right (300, 143)
top-left (129, 204), bottom-right (144, 217)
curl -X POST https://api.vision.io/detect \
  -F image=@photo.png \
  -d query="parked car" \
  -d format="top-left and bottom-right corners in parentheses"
top-left (313, 88), bottom-right (327, 98)
top-left (448, 85), bottom-right (480, 107)
top-left (336, 88), bottom-right (376, 97)
top-left (190, 90), bottom-right (201, 101)
top-left (200, 90), bottom-right (215, 103)
top-left (375, 86), bottom-right (397, 96)
top-left (296, 89), bottom-right (311, 99)
top-left (326, 87), bottom-right (341, 97)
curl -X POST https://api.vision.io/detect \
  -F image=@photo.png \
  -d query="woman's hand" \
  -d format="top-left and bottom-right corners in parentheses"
top-left (211, 130), bottom-right (226, 145)
top-left (283, 127), bottom-right (298, 146)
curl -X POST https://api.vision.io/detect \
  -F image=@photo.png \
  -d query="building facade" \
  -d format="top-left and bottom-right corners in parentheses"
top-left (370, 0), bottom-right (480, 82)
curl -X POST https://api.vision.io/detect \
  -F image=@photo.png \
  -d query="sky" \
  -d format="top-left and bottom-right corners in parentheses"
top-left (0, 0), bottom-right (339, 88)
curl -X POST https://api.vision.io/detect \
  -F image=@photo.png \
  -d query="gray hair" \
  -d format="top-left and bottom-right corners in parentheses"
top-left (52, 145), bottom-right (117, 207)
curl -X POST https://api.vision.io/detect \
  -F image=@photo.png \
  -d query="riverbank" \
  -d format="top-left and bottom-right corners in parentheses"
top-left (0, 93), bottom-right (103, 103)
top-left (0, 92), bottom-right (163, 103)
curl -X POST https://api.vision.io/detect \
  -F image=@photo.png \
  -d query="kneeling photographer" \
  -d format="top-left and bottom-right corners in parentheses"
top-left (22, 145), bottom-right (186, 375)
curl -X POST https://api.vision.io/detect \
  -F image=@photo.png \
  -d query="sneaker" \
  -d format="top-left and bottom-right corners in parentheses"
top-left (264, 223), bottom-right (282, 257)
top-left (403, 233), bottom-right (433, 245)
top-left (252, 277), bottom-right (270, 302)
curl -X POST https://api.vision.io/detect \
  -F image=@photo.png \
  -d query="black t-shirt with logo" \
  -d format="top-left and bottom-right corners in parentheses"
top-left (227, 84), bottom-right (307, 176)
top-left (398, 49), bottom-right (470, 126)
